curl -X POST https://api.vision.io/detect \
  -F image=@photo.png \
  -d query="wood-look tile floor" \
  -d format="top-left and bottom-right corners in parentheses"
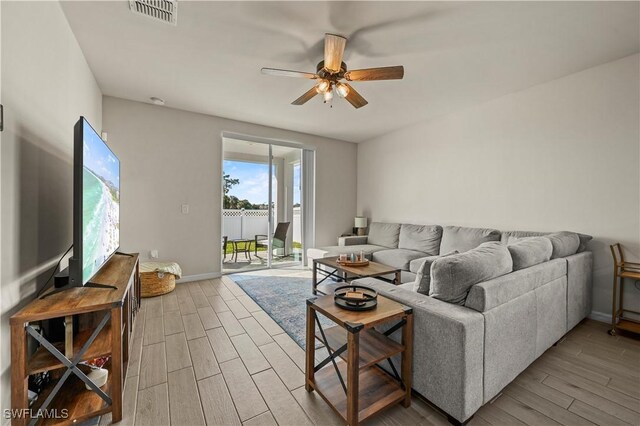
top-left (99, 273), bottom-right (640, 426)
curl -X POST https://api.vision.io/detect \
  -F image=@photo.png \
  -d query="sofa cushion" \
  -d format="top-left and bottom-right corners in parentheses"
top-left (368, 222), bottom-right (401, 248)
top-left (501, 230), bottom-right (547, 244)
top-left (507, 237), bottom-right (552, 271)
top-left (413, 251), bottom-right (459, 295)
top-left (547, 232), bottom-right (580, 259)
top-left (502, 230), bottom-right (592, 253)
top-left (439, 226), bottom-right (501, 254)
top-left (409, 256), bottom-right (430, 273)
top-left (372, 249), bottom-right (427, 270)
top-left (398, 224), bottom-right (442, 255)
top-left (576, 233), bottom-right (593, 252)
top-left (430, 242), bottom-right (513, 305)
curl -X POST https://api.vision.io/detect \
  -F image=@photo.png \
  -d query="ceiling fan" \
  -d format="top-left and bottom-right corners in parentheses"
top-left (261, 33), bottom-right (404, 109)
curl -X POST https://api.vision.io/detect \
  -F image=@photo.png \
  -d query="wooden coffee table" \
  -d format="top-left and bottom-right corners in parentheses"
top-left (312, 256), bottom-right (401, 295)
top-left (305, 294), bottom-right (413, 425)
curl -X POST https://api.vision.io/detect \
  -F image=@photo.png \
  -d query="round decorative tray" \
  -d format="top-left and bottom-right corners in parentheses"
top-left (336, 259), bottom-right (370, 267)
top-left (334, 285), bottom-right (378, 311)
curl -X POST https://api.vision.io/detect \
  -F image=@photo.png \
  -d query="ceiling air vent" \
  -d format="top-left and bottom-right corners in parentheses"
top-left (129, 0), bottom-right (178, 25)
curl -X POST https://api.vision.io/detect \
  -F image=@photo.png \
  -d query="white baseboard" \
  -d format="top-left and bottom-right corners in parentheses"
top-left (176, 272), bottom-right (221, 283)
top-left (588, 310), bottom-right (610, 323)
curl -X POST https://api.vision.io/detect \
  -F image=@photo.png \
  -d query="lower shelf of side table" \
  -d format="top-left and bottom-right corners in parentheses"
top-left (312, 359), bottom-right (405, 424)
top-left (615, 318), bottom-right (640, 334)
top-left (317, 325), bottom-right (405, 370)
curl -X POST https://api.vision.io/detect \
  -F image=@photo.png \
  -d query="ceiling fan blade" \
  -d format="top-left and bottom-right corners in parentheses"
top-left (261, 68), bottom-right (317, 79)
top-left (344, 83), bottom-right (368, 109)
top-left (344, 66), bottom-right (404, 81)
top-left (291, 86), bottom-right (319, 105)
top-left (324, 33), bottom-right (347, 73)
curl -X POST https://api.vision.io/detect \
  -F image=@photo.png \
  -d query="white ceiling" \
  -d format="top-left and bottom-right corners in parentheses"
top-left (61, 1), bottom-right (639, 143)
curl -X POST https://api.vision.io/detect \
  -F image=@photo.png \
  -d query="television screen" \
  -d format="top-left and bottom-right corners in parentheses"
top-left (79, 118), bottom-right (120, 284)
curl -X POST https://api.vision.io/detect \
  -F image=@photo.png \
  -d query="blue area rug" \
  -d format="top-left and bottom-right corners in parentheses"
top-left (231, 274), bottom-right (332, 349)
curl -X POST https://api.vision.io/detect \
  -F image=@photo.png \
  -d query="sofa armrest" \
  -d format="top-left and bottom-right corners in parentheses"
top-left (338, 235), bottom-right (368, 246)
top-left (566, 251), bottom-right (592, 329)
top-left (353, 277), bottom-right (484, 423)
top-left (465, 258), bottom-right (566, 312)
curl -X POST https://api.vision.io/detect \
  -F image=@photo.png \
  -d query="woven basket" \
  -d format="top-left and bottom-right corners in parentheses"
top-left (140, 271), bottom-right (176, 298)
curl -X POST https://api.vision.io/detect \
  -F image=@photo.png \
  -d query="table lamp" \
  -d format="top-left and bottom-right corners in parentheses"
top-left (354, 217), bottom-right (368, 236)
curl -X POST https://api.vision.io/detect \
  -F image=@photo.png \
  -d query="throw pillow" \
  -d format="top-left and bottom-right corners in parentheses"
top-left (503, 230), bottom-right (592, 253)
top-left (546, 232), bottom-right (580, 259)
top-left (412, 251), bottom-right (458, 295)
top-left (430, 242), bottom-right (513, 305)
top-left (507, 237), bottom-right (552, 271)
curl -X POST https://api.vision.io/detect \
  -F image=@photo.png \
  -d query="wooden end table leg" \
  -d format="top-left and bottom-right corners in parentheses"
top-left (305, 304), bottom-right (315, 391)
top-left (11, 322), bottom-right (28, 426)
top-left (347, 330), bottom-right (360, 425)
top-left (395, 270), bottom-right (401, 285)
top-left (401, 312), bottom-right (413, 408)
top-left (312, 262), bottom-right (318, 295)
top-left (111, 306), bottom-right (123, 422)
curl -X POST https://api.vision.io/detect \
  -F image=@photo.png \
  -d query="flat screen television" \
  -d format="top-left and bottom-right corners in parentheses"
top-left (68, 117), bottom-right (120, 287)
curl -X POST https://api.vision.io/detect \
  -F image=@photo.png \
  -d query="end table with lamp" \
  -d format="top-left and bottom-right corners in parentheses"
top-left (354, 216), bottom-right (368, 236)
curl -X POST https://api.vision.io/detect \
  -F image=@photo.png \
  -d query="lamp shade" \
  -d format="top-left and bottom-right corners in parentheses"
top-left (354, 217), bottom-right (368, 228)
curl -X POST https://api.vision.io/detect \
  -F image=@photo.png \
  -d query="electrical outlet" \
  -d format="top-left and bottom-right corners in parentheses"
top-left (150, 249), bottom-right (159, 259)
top-left (181, 204), bottom-right (189, 214)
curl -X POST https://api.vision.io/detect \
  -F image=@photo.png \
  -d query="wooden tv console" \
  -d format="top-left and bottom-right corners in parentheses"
top-left (11, 253), bottom-right (140, 426)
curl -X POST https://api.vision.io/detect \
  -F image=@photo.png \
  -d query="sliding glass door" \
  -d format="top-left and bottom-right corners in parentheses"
top-left (222, 136), bottom-right (311, 274)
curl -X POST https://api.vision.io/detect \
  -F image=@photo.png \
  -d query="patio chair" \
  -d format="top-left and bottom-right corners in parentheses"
top-left (255, 222), bottom-right (290, 259)
top-left (222, 236), bottom-right (229, 262)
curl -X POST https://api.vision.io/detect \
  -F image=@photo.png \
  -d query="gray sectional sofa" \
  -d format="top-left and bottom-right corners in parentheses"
top-left (307, 222), bottom-right (593, 425)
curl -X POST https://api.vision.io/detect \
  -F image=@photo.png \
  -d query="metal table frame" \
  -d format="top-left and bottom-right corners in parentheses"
top-left (230, 239), bottom-right (252, 263)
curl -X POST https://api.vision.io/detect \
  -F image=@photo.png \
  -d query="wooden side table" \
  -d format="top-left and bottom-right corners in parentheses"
top-left (305, 294), bottom-right (413, 425)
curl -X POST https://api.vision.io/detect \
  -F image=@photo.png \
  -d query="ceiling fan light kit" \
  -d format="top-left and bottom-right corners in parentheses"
top-left (336, 82), bottom-right (350, 98)
top-left (261, 33), bottom-right (404, 109)
top-left (316, 79), bottom-right (331, 93)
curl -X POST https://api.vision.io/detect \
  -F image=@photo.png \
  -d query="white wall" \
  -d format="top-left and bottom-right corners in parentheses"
top-left (0, 1), bottom-right (103, 418)
top-left (102, 96), bottom-right (357, 277)
top-left (357, 54), bottom-right (640, 317)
